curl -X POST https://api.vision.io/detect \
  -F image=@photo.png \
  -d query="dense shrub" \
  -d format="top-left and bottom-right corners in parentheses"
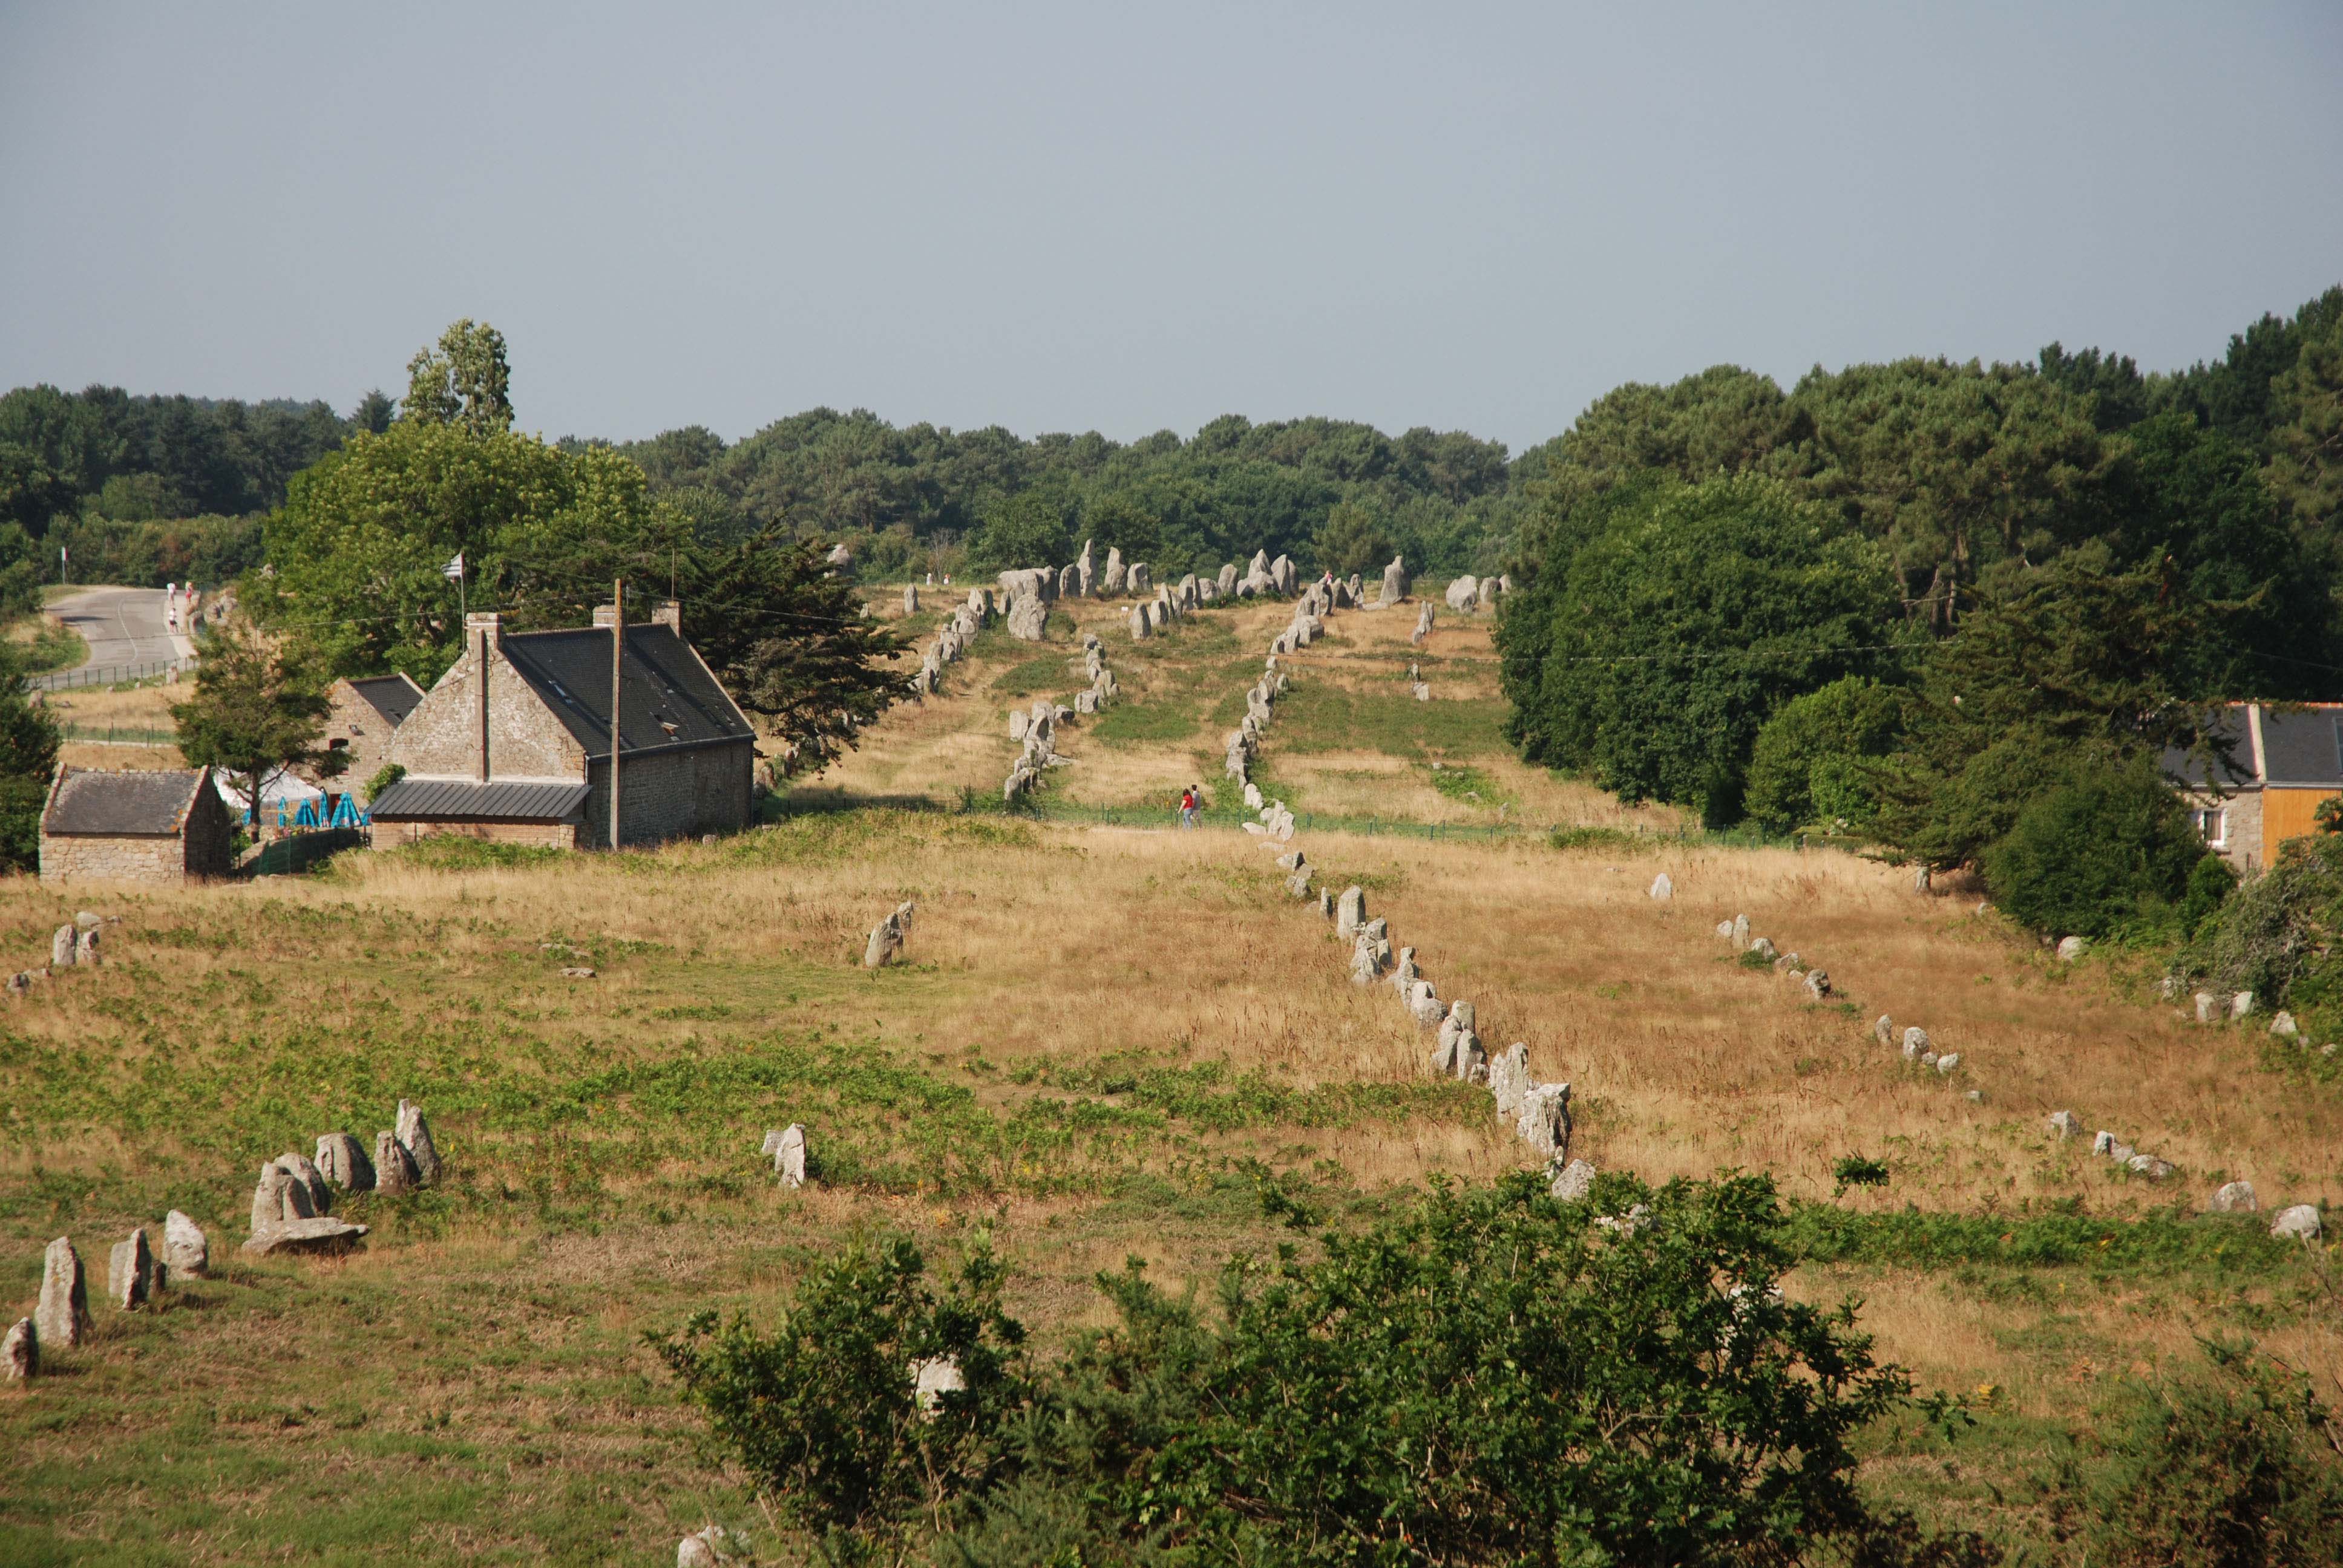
top-left (1744, 675), bottom-right (1905, 834)
top-left (1981, 760), bottom-right (2209, 938)
top-left (660, 1175), bottom-right (1997, 1566)
top-left (2186, 833), bottom-right (2343, 1016)
top-left (2058, 1342), bottom-right (2343, 1568)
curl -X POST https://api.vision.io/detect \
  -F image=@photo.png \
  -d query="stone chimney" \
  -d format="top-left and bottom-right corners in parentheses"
top-left (591, 604), bottom-right (620, 629)
top-left (465, 613), bottom-right (500, 782)
top-left (464, 610), bottom-right (502, 645)
top-left (652, 599), bottom-right (681, 633)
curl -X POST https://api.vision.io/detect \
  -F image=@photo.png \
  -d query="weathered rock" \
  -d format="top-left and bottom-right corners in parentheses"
top-left (373, 1131), bottom-right (419, 1195)
top-left (242, 1216), bottom-right (370, 1256)
top-left (1389, 946), bottom-right (1417, 991)
top-left (2046, 1110), bottom-right (2080, 1140)
top-left (1901, 1027), bottom-right (1930, 1060)
top-left (1128, 563), bottom-right (1152, 595)
top-left (902, 583), bottom-right (919, 614)
top-left (2091, 1129), bottom-right (2116, 1157)
top-left (762, 1123), bottom-right (807, 1187)
top-left (1335, 886), bottom-right (1366, 938)
top-left (1746, 937), bottom-right (1778, 962)
top-left (74, 910), bottom-right (101, 932)
top-left (911, 1354), bottom-right (965, 1416)
top-left (1444, 575), bottom-right (1480, 612)
top-left (1006, 591), bottom-right (1049, 642)
top-left (559, 965), bottom-right (597, 979)
top-left (2127, 1154), bottom-right (2175, 1181)
top-left (50, 925), bottom-right (75, 969)
top-left (2270, 1204), bottom-right (2322, 1241)
top-left (1129, 604), bottom-right (1150, 641)
top-left (1380, 557), bottom-right (1409, 605)
top-left (1803, 970), bottom-right (1831, 1001)
top-left (2054, 935), bottom-right (2088, 962)
top-left (36, 1237), bottom-right (89, 1348)
top-left (2194, 990), bottom-right (2217, 1024)
top-left (2270, 1010), bottom-right (2299, 1037)
top-left (107, 1228), bottom-right (156, 1310)
top-left (1716, 920), bottom-right (1735, 941)
top-left (1873, 1014), bottom-right (1895, 1047)
top-left (74, 927), bottom-right (100, 965)
top-left (1058, 563), bottom-right (1082, 600)
top-left (1731, 913), bottom-right (1749, 950)
top-left (1217, 562), bottom-right (1237, 596)
top-left (1318, 889), bottom-right (1335, 919)
top-left (676, 1526), bottom-right (742, 1567)
top-left (1548, 1158), bottom-right (1596, 1203)
top-left (2109, 1142), bottom-right (2137, 1164)
top-left (1934, 1053), bottom-right (1959, 1074)
top-left (1772, 950), bottom-right (1800, 973)
top-left (1407, 981), bottom-right (1443, 1028)
top-left (163, 1210), bottom-right (208, 1279)
top-left (1, 1318), bottom-right (33, 1380)
top-left (315, 1132), bottom-right (375, 1193)
top-left (1411, 602), bottom-right (1434, 644)
top-left (1912, 864), bottom-right (1932, 894)
top-left (1648, 872), bottom-right (1673, 901)
top-left (274, 1152), bottom-right (332, 1215)
top-left (396, 1101), bottom-right (441, 1184)
top-left (864, 913), bottom-right (905, 969)
top-left (2230, 990), bottom-right (2255, 1019)
top-left (1489, 1042), bottom-right (1531, 1117)
top-left (1103, 547), bottom-right (1126, 595)
top-left (2209, 1180), bottom-right (2258, 1213)
top-left (1517, 1082), bottom-right (1572, 1160)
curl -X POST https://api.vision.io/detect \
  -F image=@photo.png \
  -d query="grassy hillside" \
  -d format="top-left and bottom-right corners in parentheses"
top-left (0, 584), bottom-right (2336, 1563)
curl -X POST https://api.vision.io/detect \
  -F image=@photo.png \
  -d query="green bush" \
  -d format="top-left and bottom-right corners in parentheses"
top-left (2187, 833), bottom-right (2343, 1018)
top-left (2058, 1342), bottom-right (2343, 1568)
top-left (1745, 675), bottom-right (1904, 834)
top-left (1982, 760), bottom-right (2209, 938)
top-left (662, 1175), bottom-right (1996, 1566)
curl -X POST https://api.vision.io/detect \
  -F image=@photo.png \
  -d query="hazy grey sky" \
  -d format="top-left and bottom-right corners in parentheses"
top-left (4, 2), bottom-right (2340, 452)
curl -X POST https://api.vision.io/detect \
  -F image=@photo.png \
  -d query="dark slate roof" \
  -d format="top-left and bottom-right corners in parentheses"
top-left (44, 767), bottom-right (208, 837)
top-left (369, 777), bottom-right (591, 823)
top-left (2161, 707), bottom-right (2257, 791)
top-left (347, 673), bottom-right (424, 728)
top-left (2258, 707), bottom-right (2343, 788)
top-left (497, 624), bottom-right (753, 760)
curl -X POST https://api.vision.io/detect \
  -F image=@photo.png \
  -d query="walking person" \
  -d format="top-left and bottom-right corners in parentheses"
top-left (1178, 785), bottom-right (1198, 830)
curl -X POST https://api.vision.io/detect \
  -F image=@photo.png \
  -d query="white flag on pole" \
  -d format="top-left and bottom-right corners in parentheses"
top-left (442, 552), bottom-right (464, 580)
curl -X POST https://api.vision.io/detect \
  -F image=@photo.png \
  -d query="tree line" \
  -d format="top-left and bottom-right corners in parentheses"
top-left (1496, 286), bottom-right (2342, 942)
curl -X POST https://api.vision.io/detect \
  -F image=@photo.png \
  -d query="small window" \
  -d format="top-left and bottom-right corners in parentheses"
top-left (2193, 807), bottom-right (2226, 848)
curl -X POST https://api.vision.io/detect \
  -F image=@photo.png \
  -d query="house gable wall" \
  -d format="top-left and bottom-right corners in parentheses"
top-left (578, 742), bottom-right (755, 848)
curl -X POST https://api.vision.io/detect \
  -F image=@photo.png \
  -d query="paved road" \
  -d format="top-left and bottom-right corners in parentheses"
top-left (47, 586), bottom-right (195, 671)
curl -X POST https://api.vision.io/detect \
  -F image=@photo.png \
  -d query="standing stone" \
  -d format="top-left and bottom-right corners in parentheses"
top-left (1129, 604), bottom-right (1150, 641)
top-left (1900, 1027), bottom-right (1930, 1060)
top-left (1006, 592), bottom-right (1049, 642)
top-left (902, 583), bottom-right (919, 615)
top-left (50, 925), bottom-right (75, 969)
top-left (1730, 913), bottom-right (1749, 950)
top-left (1746, 937), bottom-right (1777, 962)
top-left (1058, 563), bottom-right (1081, 600)
top-left (315, 1132), bottom-right (375, 1191)
top-left (1317, 889), bottom-right (1335, 919)
top-left (1335, 886), bottom-right (1366, 939)
top-left (396, 1101), bottom-right (441, 1184)
top-left (374, 1132), bottom-right (419, 1195)
top-left (762, 1123), bottom-right (807, 1187)
top-left (1128, 563), bottom-right (1152, 595)
top-left (864, 913), bottom-right (905, 969)
top-left (1912, 864), bottom-right (1932, 895)
top-left (35, 1237), bottom-right (90, 1348)
top-left (1407, 980), bottom-right (1443, 1028)
top-left (2209, 1181), bottom-right (2258, 1213)
top-left (1380, 556), bottom-right (1409, 606)
top-left (1, 1318), bottom-right (32, 1380)
top-left (2054, 935), bottom-right (2088, 962)
top-left (1548, 1158), bottom-right (1597, 1202)
top-left (107, 1228), bottom-right (156, 1310)
top-left (74, 927), bottom-right (100, 965)
top-left (1076, 538), bottom-right (1096, 595)
top-left (1803, 970), bottom-right (1831, 1001)
top-left (2230, 990), bottom-right (2255, 1019)
top-left (2045, 1110), bottom-right (2080, 1140)
top-left (1411, 603), bottom-right (1435, 645)
top-left (2194, 991), bottom-right (2217, 1024)
top-left (1934, 1053), bottom-right (1959, 1074)
top-left (911, 1354), bottom-right (965, 1416)
top-left (1517, 1083), bottom-right (1572, 1161)
top-left (1489, 1042), bottom-right (1532, 1117)
top-left (1648, 873), bottom-right (1673, 901)
top-left (163, 1210), bottom-right (209, 1279)
top-left (1873, 1014), bottom-right (1895, 1047)
top-left (2270, 1204), bottom-right (2322, 1241)
top-left (1102, 547), bottom-right (1126, 595)
top-left (274, 1152), bottom-right (333, 1215)
top-left (2270, 1010), bottom-right (2299, 1037)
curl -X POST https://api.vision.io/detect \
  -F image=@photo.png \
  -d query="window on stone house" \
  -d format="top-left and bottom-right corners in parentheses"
top-left (2192, 807), bottom-right (2226, 848)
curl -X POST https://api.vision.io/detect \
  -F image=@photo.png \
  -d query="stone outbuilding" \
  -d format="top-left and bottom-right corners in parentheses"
top-left (2165, 702), bottom-right (2343, 874)
top-left (39, 765), bottom-right (237, 884)
top-left (369, 602), bottom-right (756, 850)
top-left (320, 673), bottom-right (424, 788)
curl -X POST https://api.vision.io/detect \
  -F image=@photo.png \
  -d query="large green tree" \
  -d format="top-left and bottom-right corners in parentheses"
top-left (402, 319), bottom-right (515, 437)
top-left (171, 621), bottom-right (341, 828)
top-left (0, 645), bottom-right (61, 871)
top-left (1502, 475), bottom-right (1905, 825)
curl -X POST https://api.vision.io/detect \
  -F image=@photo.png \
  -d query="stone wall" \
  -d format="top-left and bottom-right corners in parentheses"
top-left (390, 632), bottom-right (589, 783)
top-left (321, 686), bottom-right (399, 788)
top-left (2181, 786), bottom-right (2264, 875)
top-left (578, 743), bottom-right (754, 848)
top-left (370, 820), bottom-right (581, 851)
top-left (39, 779), bottom-right (233, 884)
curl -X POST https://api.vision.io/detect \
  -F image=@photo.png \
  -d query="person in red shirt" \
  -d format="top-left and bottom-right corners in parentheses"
top-left (1179, 786), bottom-right (1198, 829)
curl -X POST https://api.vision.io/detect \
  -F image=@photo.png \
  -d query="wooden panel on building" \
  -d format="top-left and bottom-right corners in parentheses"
top-left (2263, 787), bottom-right (2339, 864)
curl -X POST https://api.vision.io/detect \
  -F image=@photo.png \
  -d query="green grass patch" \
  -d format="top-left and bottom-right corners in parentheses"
top-left (1548, 825), bottom-right (1638, 852)
top-left (1784, 1201), bottom-right (2309, 1278)
top-left (1268, 681), bottom-right (1512, 759)
top-left (989, 652), bottom-right (1080, 697)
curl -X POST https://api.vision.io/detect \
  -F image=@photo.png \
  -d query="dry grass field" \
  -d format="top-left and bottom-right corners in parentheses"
top-left (0, 584), bottom-right (2335, 1564)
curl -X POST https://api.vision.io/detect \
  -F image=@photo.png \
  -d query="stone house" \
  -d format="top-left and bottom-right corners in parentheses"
top-left (320, 673), bottom-right (424, 789)
top-left (2165, 702), bottom-right (2343, 874)
top-left (368, 603), bottom-right (756, 850)
top-left (39, 765), bottom-right (237, 884)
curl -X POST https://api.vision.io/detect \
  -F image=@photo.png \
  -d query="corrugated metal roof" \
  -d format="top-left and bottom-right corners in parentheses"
top-left (368, 777), bottom-right (590, 822)
top-left (43, 767), bottom-right (206, 836)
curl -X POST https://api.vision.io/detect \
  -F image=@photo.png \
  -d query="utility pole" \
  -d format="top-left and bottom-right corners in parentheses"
top-left (609, 578), bottom-right (624, 850)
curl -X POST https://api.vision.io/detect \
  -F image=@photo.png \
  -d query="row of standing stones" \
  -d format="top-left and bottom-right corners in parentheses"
top-left (1227, 572), bottom-right (1599, 1205)
top-left (1680, 883), bottom-right (2325, 1242)
top-left (1001, 633), bottom-right (1119, 803)
top-left (5, 1099), bottom-right (445, 1382)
